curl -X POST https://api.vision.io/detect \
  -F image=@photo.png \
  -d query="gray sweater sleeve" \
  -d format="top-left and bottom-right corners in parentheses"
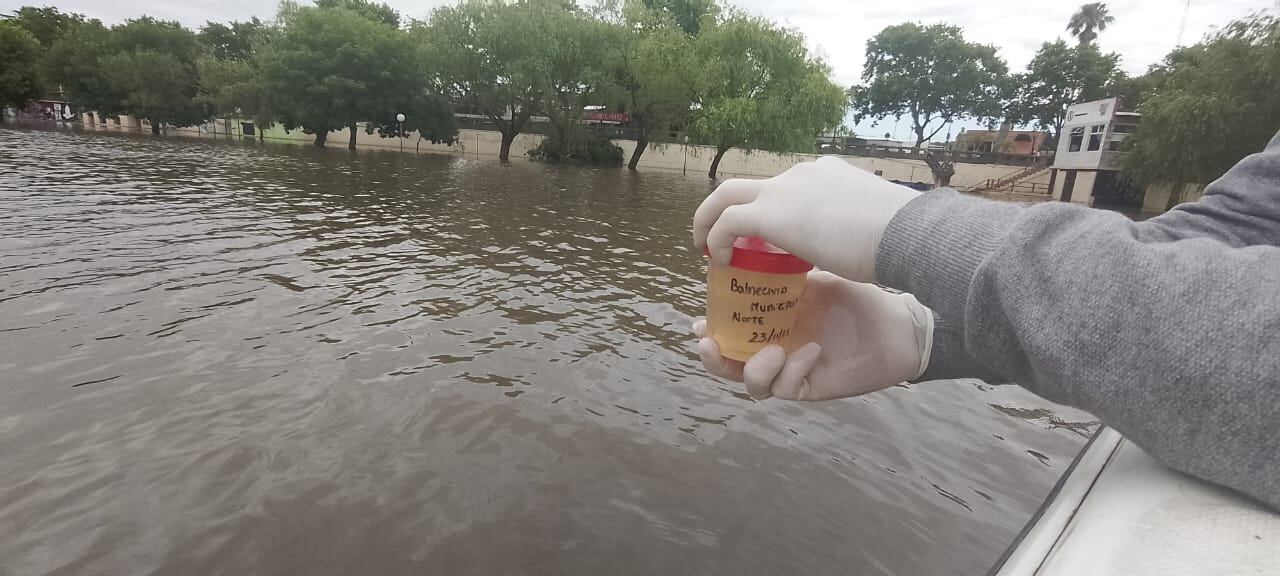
top-left (876, 144), bottom-right (1280, 509)
top-left (1136, 130), bottom-right (1280, 246)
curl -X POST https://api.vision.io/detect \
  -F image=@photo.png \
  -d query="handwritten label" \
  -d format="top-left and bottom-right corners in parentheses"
top-left (730, 278), bottom-right (788, 296)
top-left (727, 276), bottom-right (800, 342)
top-left (748, 328), bottom-right (791, 343)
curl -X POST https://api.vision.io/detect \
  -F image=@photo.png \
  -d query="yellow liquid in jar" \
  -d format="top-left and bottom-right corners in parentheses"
top-left (705, 264), bottom-right (807, 361)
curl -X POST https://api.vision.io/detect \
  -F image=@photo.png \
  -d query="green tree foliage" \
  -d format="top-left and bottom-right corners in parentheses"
top-left (692, 15), bottom-right (846, 178)
top-left (6, 7), bottom-right (89, 98)
top-left (1009, 40), bottom-right (1123, 141)
top-left (112, 18), bottom-right (210, 132)
top-left (366, 91), bottom-right (459, 149)
top-left (521, 2), bottom-right (619, 161)
top-left (1067, 2), bottom-right (1114, 46)
top-left (197, 22), bottom-right (281, 138)
top-left (198, 18), bottom-right (265, 61)
top-left (46, 21), bottom-right (125, 117)
top-left (852, 23), bottom-right (1007, 154)
top-left (6, 6), bottom-right (85, 48)
top-left (49, 17), bottom-right (209, 132)
top-left (607, 1), bottom-right (697, 169)
top-left (0, 23), bottom-right (44, 112)
top-left (259, 3), bottom-right (452, 148)
top-left (1122, 15), bottom-right (1280, 204)
top-left (640, 0), bottom-right (719, 36)
top-left (314, 0), bottom-right (401, 28)
top-left (1106, 71), bottom-right (1157, 112)
top-left (528, 128), bottom-right (624, 164)
top-left (419, 1), bottom-right (543, 161)
top-left (107, 49), bottom-right (209, 131)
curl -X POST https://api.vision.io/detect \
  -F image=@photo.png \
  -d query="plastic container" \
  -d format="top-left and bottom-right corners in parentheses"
top-left (705, 237), bottom-right (813, 361)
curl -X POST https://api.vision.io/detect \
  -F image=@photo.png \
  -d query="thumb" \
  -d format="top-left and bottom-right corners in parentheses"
top-left (705, 204), bottom-right (762, 267)
top-left (767, 342), bottom-right (823, 401)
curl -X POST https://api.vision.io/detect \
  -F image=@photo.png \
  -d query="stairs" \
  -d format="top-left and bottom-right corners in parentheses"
top-left (969, 163), bottom-right (1052, 196)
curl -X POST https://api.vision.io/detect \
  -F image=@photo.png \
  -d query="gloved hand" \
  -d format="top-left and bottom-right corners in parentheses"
top-left (693, 156), bottom-right (921, 284)
top-left (692, 271), bottom-right (933, 401)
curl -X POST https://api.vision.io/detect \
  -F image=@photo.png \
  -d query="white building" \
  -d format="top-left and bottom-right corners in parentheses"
top-left (1049, 98), bottom-right (1140, 206)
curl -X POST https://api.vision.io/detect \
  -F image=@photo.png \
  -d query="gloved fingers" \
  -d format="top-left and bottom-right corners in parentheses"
top-left (693, 179), bottom-right (761, 253)
top-left (742, 345), bottom-right (786, 400)
top-left (767, 342), bottom-right (823, 401)
top-left (814, 155), bottom-right (853, 170)
top-left (705, 204), bottom-right (762, 267)
top-left (816, 155), bottom-right (883, 177)
top-left (697, 337), bottom-right (744, 382)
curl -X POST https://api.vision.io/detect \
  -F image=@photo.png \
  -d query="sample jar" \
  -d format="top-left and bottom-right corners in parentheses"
top-left (705, 237), bottom-right (813, 361)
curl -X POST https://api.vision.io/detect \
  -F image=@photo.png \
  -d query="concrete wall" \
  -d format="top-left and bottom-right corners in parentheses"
top-left (1141, 182), bottom-right (1205, 214)
top-left (1051, 169), bottom-right (1099, 205)
top-left (75, 118), bottom-right (1030, 187)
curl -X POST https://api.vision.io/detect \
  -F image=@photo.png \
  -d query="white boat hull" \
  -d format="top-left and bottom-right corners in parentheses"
top-left (991, 427), bottom-right (1280, 575)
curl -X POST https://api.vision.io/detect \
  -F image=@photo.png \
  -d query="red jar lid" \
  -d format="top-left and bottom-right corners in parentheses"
top-left (705, 237), bottom-right (813, 275)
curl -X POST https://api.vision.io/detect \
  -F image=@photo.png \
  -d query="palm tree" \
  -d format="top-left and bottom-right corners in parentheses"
top-left (1067, 3), bottom-right (1115, 46)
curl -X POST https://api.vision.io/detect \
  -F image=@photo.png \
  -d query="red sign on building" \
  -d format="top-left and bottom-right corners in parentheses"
top-left (585, 111), bottom-right (630, 123)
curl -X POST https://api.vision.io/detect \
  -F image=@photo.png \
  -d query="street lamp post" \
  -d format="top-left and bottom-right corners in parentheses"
top-left (682, 135), bottom-right (689, 175)
top-left (396, 113), bottom-right (406, 152)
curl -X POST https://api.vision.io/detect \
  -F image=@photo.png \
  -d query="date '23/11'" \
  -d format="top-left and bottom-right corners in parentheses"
top-left (747, 327), bottom-right (791, 344)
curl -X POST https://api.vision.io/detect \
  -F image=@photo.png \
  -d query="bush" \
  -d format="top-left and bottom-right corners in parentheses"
top-left (528, 129), bottom-right (623, 166)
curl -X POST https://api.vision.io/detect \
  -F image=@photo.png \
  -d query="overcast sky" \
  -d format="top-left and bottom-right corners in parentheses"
top-left (4, 0), bottom-right (1275, 138)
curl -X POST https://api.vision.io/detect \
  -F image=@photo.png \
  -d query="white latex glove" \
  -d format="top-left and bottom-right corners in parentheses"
top-left (693, 156), bottom-right (921, 284)
top-left (692, 271), bottom-right (933, 401)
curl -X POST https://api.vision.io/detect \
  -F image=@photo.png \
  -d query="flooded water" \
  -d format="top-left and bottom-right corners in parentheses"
top-left (0, 127), bottom-right (1093, 576)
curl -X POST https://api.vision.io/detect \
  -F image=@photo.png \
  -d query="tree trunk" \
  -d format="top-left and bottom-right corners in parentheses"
top-left (150, 122), bottom-right (161, 135)
top-left (314, 130), bottom-right (328, 147)
top-left (347, 121), bottom-right (357, 150)
top-left (708, 146), bottom-right (729, 179)
top-left (924, 151), bottom-right (956, 189)
top-left (628, 137), bottom-right (649, 171)
top-left (1165, 184), bottom-right (1185, 211)
top-left (498, 131), bottom-right (515, 162)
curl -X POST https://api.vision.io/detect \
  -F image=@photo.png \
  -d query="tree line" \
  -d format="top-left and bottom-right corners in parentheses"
top-left (0, 0), bottom-right (844, 178)
top-left (850, 2), bottom-right (1278, 189)
top-left (1, 1), bottom-right (1277, 185)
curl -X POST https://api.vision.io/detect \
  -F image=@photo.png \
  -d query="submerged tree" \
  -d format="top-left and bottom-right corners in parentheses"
top-left (692, 15), bottom-right (846, 179)
top-left (606, 1), bottom-right (698, 169)
top-left (259, 3), bottom-right (449, 148)
top-left (419, 1), bottom-right (542, 161)
top-left (521, 1), bottom-right (619, 162)
top-left (49, 17), bottom-right (209, 132)
top-left (0, 23), bottom-right (44, 112)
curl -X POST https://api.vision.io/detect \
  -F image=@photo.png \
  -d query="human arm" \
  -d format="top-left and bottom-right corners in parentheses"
top-left (1136, 130), bottom-right (1280, 246)
top-left (692, 148), bottom-right (1280, 508)
top-left (876, 190), bottom-right (1280, 509)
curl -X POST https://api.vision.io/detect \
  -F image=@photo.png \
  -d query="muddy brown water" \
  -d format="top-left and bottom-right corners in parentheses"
top-left (0, 127), bottom-right (1093, 576)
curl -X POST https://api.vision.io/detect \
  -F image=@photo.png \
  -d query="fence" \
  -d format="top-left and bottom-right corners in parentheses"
top-left (828, 143), bottom-right (1050, 167)
top-left (976, 179), bottom-right (1052, 196)
top-left (453, 115), bottom-right (642, 141)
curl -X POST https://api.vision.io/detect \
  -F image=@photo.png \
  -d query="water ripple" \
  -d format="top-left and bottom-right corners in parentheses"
top-left (0, 127), bottom-right (1093, 576)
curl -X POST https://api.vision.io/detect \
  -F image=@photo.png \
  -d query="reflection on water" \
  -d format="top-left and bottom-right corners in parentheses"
top-left (0, 127), bottom-right (1093, 576)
